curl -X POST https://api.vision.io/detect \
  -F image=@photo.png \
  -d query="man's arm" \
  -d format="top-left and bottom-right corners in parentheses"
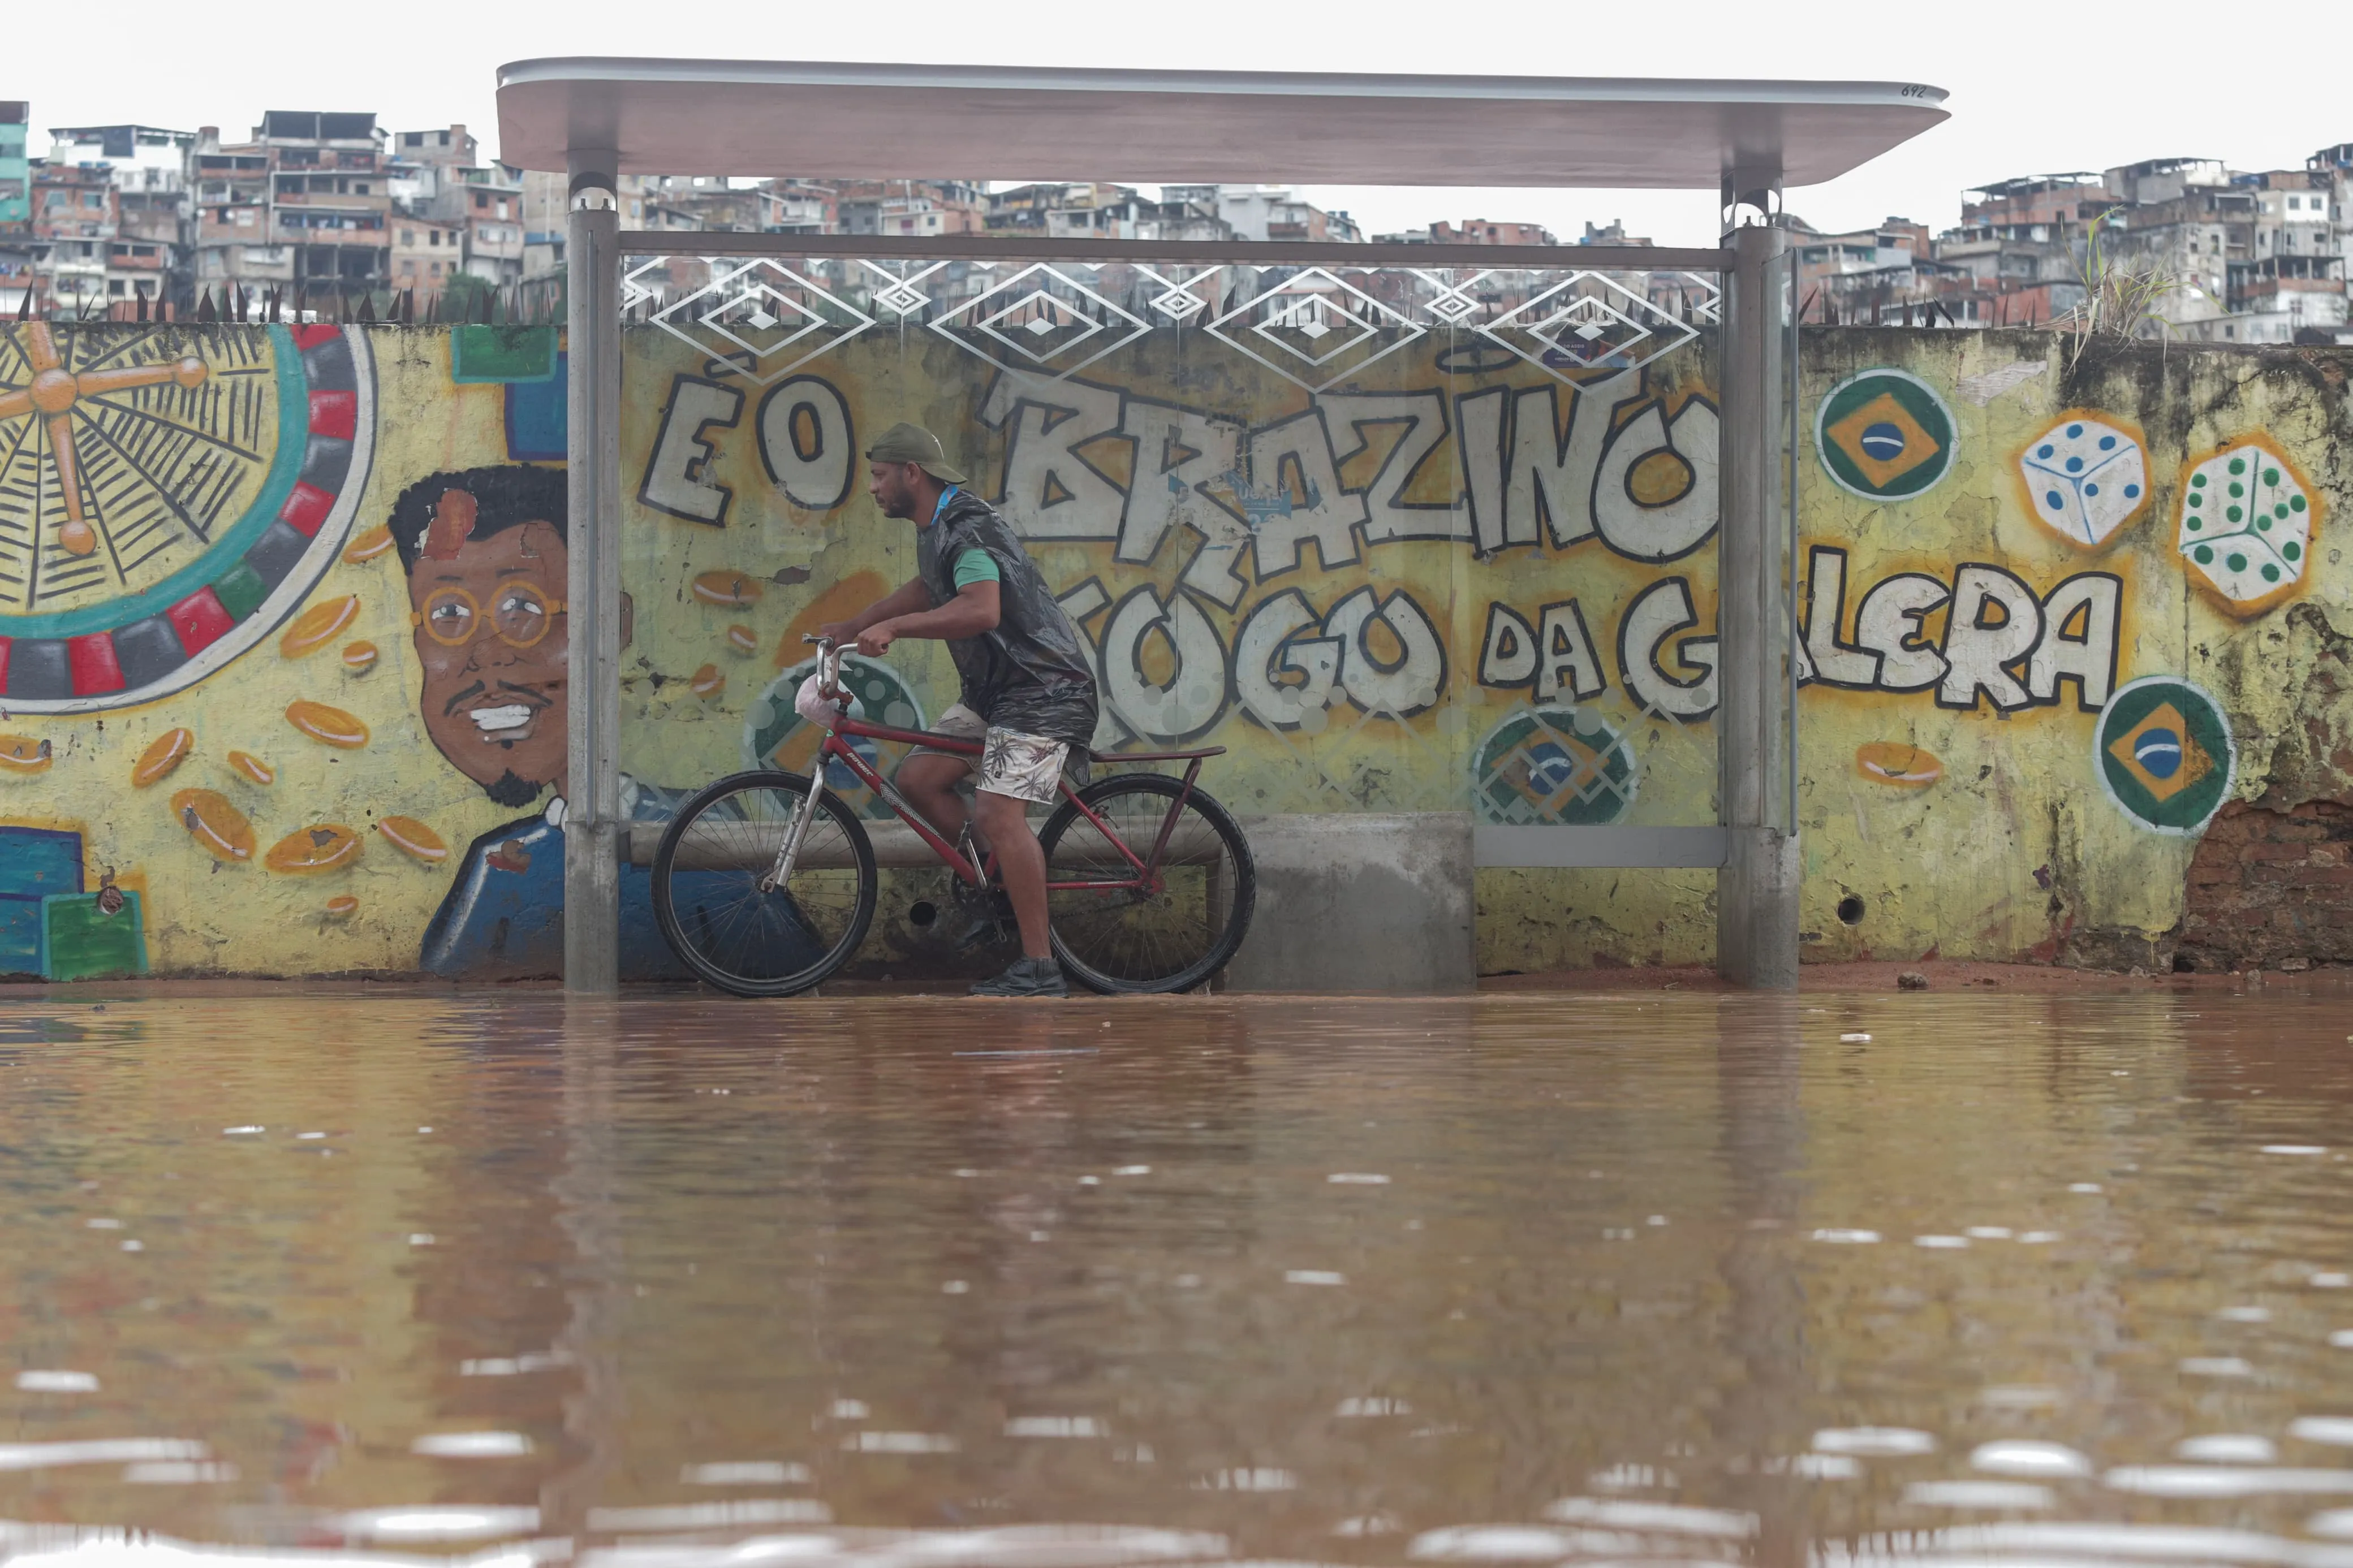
top-left (854, 581), bottom-right (999, 656)
top-left (814, 577), bottom-right (931, 645)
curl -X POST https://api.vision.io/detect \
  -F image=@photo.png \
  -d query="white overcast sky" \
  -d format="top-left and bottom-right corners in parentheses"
top-left (27, 0), bottom-right (2353, 245)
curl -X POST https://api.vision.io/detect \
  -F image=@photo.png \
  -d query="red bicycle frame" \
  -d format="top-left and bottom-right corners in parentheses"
top-left (803, 641), bottom-right (1216, 896)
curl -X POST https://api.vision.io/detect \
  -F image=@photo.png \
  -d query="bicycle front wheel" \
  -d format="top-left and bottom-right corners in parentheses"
top-left (651, 770), bottom-right (877, 997)
top-left (1038, 772), bottom-right (1255, 995)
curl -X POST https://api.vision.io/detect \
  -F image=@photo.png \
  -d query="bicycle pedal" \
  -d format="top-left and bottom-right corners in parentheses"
top-left (953, 918), bottom-right (1012, 953)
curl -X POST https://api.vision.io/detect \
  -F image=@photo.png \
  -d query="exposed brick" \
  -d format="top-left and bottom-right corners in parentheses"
top-left (2281, 867), bottom-right (2353, 888)
top-left (2183, 799), bottom-right (2353, 967)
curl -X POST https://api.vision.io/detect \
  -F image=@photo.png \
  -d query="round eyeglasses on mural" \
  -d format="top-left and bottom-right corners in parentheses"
top-left (1815, 368), bottom-right (1957, 502)
top-left (2094, 675), bottom-right (2235, 836)
top-left (411, 584), bottom-right (565, 649)
top-left (0, 323), bottom-right (374, 712)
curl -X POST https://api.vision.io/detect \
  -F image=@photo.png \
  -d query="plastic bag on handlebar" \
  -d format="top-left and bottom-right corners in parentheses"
top-left (794, 673), bottom-right (847, 730)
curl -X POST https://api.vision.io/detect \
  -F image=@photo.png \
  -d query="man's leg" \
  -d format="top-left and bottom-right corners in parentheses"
top-left (895, 752), bottom-right (971, 844)
top-left (973, 788), bottom-right (1051, 961)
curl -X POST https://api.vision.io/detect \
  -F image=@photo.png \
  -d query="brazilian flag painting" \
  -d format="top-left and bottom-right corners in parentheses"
top-left (2095, 676), bottom-right (2235, 835)
top-left (1815, 368), bottom-right (1957, 501)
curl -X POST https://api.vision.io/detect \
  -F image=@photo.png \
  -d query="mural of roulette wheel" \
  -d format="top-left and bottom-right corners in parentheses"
top-left (0, 322), bottom-right (374, 712)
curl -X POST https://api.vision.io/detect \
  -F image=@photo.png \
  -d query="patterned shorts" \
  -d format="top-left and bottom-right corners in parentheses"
top-left (912, 703), bottom-right (1071, 805)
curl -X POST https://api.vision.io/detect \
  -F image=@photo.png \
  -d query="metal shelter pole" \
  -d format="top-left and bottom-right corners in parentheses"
top-left (564, 153), bottom-right (623, 995)
top-left (1716, 219), bottom-right (1799, 989)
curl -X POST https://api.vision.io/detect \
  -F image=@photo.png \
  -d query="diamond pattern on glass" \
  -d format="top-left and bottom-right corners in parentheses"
top-left (856, 260), bottom-right (949, 319)
top-left (1135, 266), bottom-right (1220, 322)
top-left (1676, 271), bottom-right (1724, 326)
top-left (1425, 292), bottom-right (1481, 326)
top-left (1415, 270), bottom-right (1490, 327)
top-left (1204, 269), bottom-right (1423, 392)
top-left (928, 263), bottom-right (1150, 379)
top-left (647, 258), bottom-right (876, 385)
top-left (1480, 272), bottom-right (1698, 386)
top-left (622, 257), bottom-right (670, 313)
top-left (622, 256), bottom-right (1719, 404)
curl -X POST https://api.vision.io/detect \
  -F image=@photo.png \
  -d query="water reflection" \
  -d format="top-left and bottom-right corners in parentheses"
top-left (5, 988), bottom-right (2353, 1568)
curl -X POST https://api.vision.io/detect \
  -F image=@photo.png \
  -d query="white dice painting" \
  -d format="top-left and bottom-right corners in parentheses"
top-left (2177, 441), bottom-right (2314, 609)
top-left (2020, 415), bottom-right (2149, 547)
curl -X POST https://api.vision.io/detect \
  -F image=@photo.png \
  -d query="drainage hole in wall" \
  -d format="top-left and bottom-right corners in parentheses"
top-left (1836, 895), bottom-right (1867, 926)
top-left (908, 901), bottom-right (938, 928)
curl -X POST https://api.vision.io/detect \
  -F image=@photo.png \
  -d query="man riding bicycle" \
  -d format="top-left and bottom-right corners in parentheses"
top-left (816, 423), bottom-right (1100, 999)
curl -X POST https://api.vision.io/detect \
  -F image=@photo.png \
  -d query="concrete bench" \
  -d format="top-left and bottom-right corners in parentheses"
top-left (627, 817), bottom-right (1229, 870)
top-left (627, 810), bottom-right (1473, 994)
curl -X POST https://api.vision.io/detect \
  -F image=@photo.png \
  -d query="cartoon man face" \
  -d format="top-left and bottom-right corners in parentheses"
top-left (410, 505), bottom-right (568, 802)
top-left (387, 467), bottom-right (584, 809)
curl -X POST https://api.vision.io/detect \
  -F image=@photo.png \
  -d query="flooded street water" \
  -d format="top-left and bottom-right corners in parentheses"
top-left (7, 988), bottom-right (2353, 1568)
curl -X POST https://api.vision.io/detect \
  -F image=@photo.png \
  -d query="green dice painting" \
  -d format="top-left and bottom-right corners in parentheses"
top-left (2177, 439), bottom-right (2318, 614)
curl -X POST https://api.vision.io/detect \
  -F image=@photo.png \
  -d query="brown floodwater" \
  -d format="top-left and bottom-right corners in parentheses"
top-left (7, 987), bottom-right (2353, 1568)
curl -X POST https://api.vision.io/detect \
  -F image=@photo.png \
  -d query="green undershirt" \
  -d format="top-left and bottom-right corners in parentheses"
top-left (951, 549), bottom-right (1001, 590)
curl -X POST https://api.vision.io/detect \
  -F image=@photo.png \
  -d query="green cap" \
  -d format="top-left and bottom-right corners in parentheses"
top-left (865, 421), bottom-right (967, 485)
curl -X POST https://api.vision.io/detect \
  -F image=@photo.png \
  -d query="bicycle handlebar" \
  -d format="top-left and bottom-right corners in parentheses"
top-left (805, 634), bottom-right (845, 701)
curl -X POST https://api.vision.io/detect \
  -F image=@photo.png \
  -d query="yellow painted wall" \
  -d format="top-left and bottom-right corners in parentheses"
top-left (1, 318), bottom-right (2344, 979)
top-left (0, 325), bottom-right (546, 977)
top-left (1787, 333), bottom-right (2347, 967)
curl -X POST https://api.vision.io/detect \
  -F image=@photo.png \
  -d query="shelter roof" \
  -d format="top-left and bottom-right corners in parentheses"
top-left (495, 58), bottom-right (1949, 189)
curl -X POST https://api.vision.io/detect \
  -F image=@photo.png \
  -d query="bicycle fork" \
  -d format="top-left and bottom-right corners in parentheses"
top-left (759, 768), bottom-right (825, 895)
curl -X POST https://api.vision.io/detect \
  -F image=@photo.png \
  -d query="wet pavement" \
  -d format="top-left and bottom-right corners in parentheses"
top-left (6, 986), bottom-right (2353, 1568)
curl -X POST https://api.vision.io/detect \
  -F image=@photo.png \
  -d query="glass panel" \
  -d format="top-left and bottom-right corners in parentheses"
top-left (614, 252), bottom-right (1722, 848)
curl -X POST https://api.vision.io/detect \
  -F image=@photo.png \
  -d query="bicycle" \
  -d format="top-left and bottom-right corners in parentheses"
top-left (650, 637), bottom-right (1256, 997)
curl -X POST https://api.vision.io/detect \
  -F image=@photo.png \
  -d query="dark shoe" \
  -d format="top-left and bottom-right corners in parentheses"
top-left (970, 956), bottom-right (1070, 998)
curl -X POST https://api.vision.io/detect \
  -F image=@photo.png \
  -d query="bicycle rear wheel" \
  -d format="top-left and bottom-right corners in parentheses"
top-left (1038, 772), bottom-right (1255, 995)
top-left (651, 770), bottom-right (876, 997)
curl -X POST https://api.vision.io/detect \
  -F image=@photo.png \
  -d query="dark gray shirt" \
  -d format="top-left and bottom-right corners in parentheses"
top-left (916, 488), bottom-right (1099, 749)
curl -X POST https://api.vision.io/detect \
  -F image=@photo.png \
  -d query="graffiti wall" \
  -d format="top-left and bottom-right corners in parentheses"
top-left (2, 299), bottom-right (2346, 979)
top-left (1787, 336), bottom-right (2348, 970)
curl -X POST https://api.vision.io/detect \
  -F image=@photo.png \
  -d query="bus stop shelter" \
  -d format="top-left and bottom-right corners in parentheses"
top-left (494, 59), bottom-right (1949, 996)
